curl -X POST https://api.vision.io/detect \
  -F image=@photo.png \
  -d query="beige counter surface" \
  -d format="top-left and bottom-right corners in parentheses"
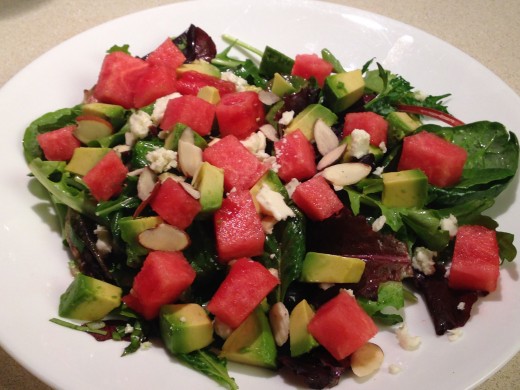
top-left (1, 0), bottom-right (519, 389)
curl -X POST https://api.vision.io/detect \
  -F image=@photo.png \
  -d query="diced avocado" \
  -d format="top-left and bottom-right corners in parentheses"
top-left (323, 69), bottom-right (365, 113)
top-left (250, 170), bottom-right (289, 213)
top-left (386, 111), bottom-right (422, 147)
top-left (300, 252), bottom-right (366, 283)
top-left (259, 46), bottom-right (295, 79)
top-left (284, 104), bottom-right (338, 141)
top-left (177, 59), bottom-right (221, 78)
top-left (119, 216), bottom-right (163, 256)
top-left (58, 273), bottom-right (122, 321)
top-left (289, 299), bottom-right (319, 357)
top-left (192, 162), bottom-right (224, 214)
top-left (160, 303), bottom-right (214, 354)
top-left (197, 85), bottom-right (221, 104)
top-left (340, 135), bottom-right (384, 162)
top-left (164, 124), bottom-right (208, 151)
top-left (220, 307), bottom-right (277, 369)
top-left (81, 102), bottom-right (126, 129)
top-left (65, 147), bottom-right (111, 176)
top-left (381, 169), bottom-right (428, 208)
top-left (271, 73), bottom-right (296, 97)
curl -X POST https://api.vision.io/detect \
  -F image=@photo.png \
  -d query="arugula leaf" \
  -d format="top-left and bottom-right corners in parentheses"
top-left (321, 48), bottom-right (345, 73)
top-left (177, 349), bottom-right (238, 390)
top-left (497, 232), bottom-right (517, 262)
top-left (357, 281), bottom-right (405, 325)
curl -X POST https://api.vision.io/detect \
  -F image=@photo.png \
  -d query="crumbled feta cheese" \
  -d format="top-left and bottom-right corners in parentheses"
top-left (146, 147), bottom-right (178, 173)
top-left (457, 302), bottom-right (466, 311)
top-left (373, 166), bottom-right (384, 177)
top-left (447, 327), bottom-right (463, 342)
top-left (440, 214), bottom-right (458, 237)
top-left (140, 341), bottom-right (152, 350)
top-left (340, 288), bottom-right (355, 297)
top-left (278, 110), bottom-right (294, 126)
top-left (372, 215), bottom-right (386, 232)
top-left (412, 246), bottom-right (437, 275)
top-left (285, 178), bottom-right (300, 197)
top-left (388, 364), bottom-right (402, 374)
top-left (333, 185), bottom-right (343, 192)
top-left (396, 323), bottom-right (421, 351)
top-left (256, 183), bottom-right (295, 221)
top-left (94, 225), bottom-right (112, 256)
top-left (379, 142), bottom-right (387, 153)
top-left (129, 110), bottom-right (153, 140)
top-left (227, 187), bottom-right (237, 195)
top-left (151, 92), bottom-right (182, 124)
top-left (124, 324), bottom-right (134, 334)
top-left (221, 71), bottom-right (252, 92)
top-left (240, 131), bottom-right (269, 161)
top-left (125, 131), bottom-right (138, 147)
top-left (348, 129), bottom-right (370, 158)
top-left (263, 156), bottom-right (281, 173)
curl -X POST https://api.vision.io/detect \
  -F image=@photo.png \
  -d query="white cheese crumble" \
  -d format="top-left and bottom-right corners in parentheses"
top-left (285, 178), bottom-right (300, 198)
top-left (151, 92), bottom-right (182, 124)
top-left (440, 214), bottom-right (459, 237)
top-left (457, 301), bottom-right (466, 311)
top-left (388, 364), bottom-right (402, 374)
top-left (124, 323), bottom-right (134, 334)
top-left (348, 129), bottom-right (370, 158)
top-left (240, 131), bottom-right (270, 160)
top-left (372, 215), bottom-right (387, 232)
top-left (129, 110), bottom-right (153, 140)
top-left (221, 71), bottom-right (250, 92)
top-left (372, 166), bottom-right (384, 177)
top-left (447, 327), bottom-right (463, 342)
top-left (140, 341), bottom-right (152, 350)
top-left (278, 110), bottom-right (295, 126)
top-left (379, 142), bottom-right (387, 153)
top-left (146, 147), bottom-right (178, 173)
top-left (94, 225), bottom-right (112, 256)
top-left (412, 246), bottom-right (437, 275)
top-left (256, 184), bottom-right (295, 221)
top-left (396, 323), bottom-right (421, 351)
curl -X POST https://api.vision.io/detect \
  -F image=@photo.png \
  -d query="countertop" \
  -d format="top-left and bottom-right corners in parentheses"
top-left (0, 0), bottom-right (519, 389)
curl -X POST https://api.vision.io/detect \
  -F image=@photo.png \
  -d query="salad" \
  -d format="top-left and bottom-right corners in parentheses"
top-left (22, 24), bottom-right (519, 389)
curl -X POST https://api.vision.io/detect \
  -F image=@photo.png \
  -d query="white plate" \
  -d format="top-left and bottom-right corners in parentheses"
top-left (0, 0), bottom-right (519, 389)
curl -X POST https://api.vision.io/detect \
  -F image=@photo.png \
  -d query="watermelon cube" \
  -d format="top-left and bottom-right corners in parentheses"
top-left (214, 190), bottom-right (265, 261)
top-left (343, 112), bottom-right (388, 147)
top-left (291, 53), bottom-right (333, 87)
top-left (37, 125), bottom-right (80, 161)
top-left (146, 37), bottom-right (186, 72)
top-left (216, 91), bottom-right (265, 139)
top-left (398, 131), bottom-right (467, 187)
top-left (291, 175), bottom-right (344, 221)
top-left (83, 150), bottom-right (128, 201)
top-left (133, 65), bottom-right (177, 108)
top-left (177, 71), bottom-right (236, 97)
top-left (123, 251), bottom-right (196, 319)
top-left (207, 258), bottom-right (279, 328)
top-left (93, 51), bottom-right (149, 109)
top-left (448, 225), bottom-right (500, 292)
top-left (203, 135), bottom-right (268, 191)
top-left (308, 290), bottom-right (378, 360)
top-left (275, 129), bottom-right (317, 182)
top-left (150, 178), bottom-right (201, 229)
top-left (160, 95), bottom-right (216, 136)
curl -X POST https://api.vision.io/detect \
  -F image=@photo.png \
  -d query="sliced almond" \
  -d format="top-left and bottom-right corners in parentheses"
top-left (179, 126), bottom-right (195, 144)
top-left (314, 118), bottom-right (339, 156)
top-left (322, 162), bottom-right (371, 187)
top-left (138, 223), bottom-right (190, 252)
top-left (316, 143), bottom-right (347, 171)
top-left (158, 172), bottom-right (186, 183)
top-left (178, 140), bottom-right (203, 178)
top-left (137, 167), bottom-right (158, 201)
top-left (179, 181), bottom-right (201, 200)
top-left (258, 90), bottom-right (281, 105)
top-left (350, 342), bottom-right (384, 377)
top-left (259, 123), bottom-right (280, 142)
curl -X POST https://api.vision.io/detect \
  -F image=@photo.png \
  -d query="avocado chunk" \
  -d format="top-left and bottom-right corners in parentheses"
top-left (119, 216), bottom-right (163, 257)
top-left (164, 124), bottom-right (208, 151)
top-left (81, 102), bottom-right (126, 129)
top-left (284, 104), bottom-right (338, 141)
top-left (386, 111), bottom-right (422, 146)
top-left (177, 59), bottom-right (221, 78)
top-left (160, 303), bottom-right (214, 354)
top-left (59, 273), bottom-right (122, 321)
top-left (289, 299), bottom-right (319, 357)
top-left (192, 162), bottom-right (224, 214)
top-left (381, 169), bottom-right (428, 208)
top-left (271, 73), bottom-right (296, 97)
top-left (300, 252), bottom-right (366, 283)
top-left (65, 147), bottom-right (111, 176)
top-left (197, 85), bottom-right (221, 104)
top-left (250, 170), bottom-right (289, 213)
top-left (220, 307), bottom-right (277, 369)
top-left (323, 69), bottom-right (365, 113)
top-left (259, 46), bottom-right (295, 79)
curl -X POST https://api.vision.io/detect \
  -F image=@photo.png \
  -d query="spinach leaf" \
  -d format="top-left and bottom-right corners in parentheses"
top-left (357, 281), bottom-right (405, 325)
top-left (176, 349), bottom-right (238, 390)
top-left (23, 106), bottom-right (82, 162)
top-left (497, 232), bottom-right (517, 262)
